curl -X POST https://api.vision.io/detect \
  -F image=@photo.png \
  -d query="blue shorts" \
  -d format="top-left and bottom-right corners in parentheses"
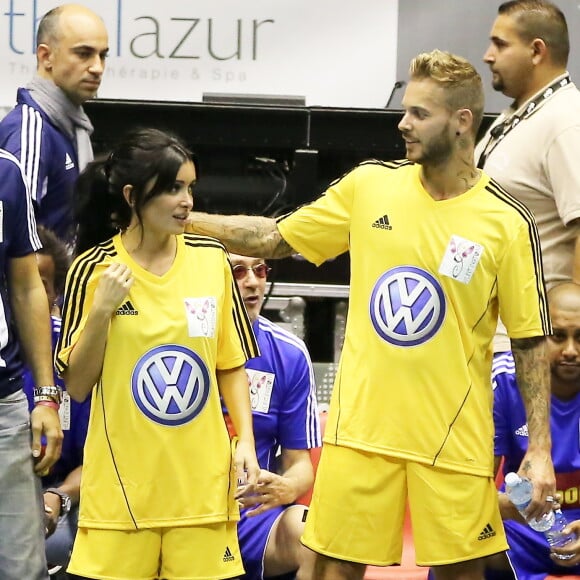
top-left (504, 519), bottom-right (580, 580)
top-left (238, 505), bottom-right (305, 580)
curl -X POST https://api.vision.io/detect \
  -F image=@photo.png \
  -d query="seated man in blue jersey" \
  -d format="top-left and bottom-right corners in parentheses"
top-left (22, 226), bottom-right (90, 576)
top-left (228, 254), bottom-right (321, 580)
top-left (487, 282), bottom-right (580, 578)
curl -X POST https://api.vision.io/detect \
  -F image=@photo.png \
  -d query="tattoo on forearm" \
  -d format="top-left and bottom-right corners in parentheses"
top-left (512, 338), bottom-right (551, 457)
top-left (226, 221), bottom-right (294, 258)
top-left (520, 459), bottom-right (532, 477)
top-left (190, 213), bottom-right (295, 258)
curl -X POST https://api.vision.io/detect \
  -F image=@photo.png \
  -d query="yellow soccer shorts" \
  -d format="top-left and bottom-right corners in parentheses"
top-left (301, 443), bottom-right (508, 567)
top-left (68, 521), bottom-right (243, 580)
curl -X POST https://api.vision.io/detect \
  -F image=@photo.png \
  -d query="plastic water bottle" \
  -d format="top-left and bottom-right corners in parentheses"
top-left (504, 472), bottom-right (575, 559)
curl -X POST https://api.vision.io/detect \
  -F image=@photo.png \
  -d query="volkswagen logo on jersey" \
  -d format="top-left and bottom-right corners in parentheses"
top-left (131, 345), bottom-right (210, 426)
top-left (370, 266), bottom-right (446, 347)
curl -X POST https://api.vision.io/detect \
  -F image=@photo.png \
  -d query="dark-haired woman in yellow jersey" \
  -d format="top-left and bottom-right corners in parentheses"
top-left (56, 128), bottom-right (259, 580)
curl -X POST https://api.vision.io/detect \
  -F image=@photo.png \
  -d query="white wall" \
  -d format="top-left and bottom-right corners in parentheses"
top-left (3, 1), bottom-right (579, 113)
top-left (396, 0), bottom-right (580, 113)
top-left (0, 0), bottom-right (398, 109)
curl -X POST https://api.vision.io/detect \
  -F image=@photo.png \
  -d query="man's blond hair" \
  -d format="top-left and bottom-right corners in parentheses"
top-left (409, 49), bottom-right (484, 136)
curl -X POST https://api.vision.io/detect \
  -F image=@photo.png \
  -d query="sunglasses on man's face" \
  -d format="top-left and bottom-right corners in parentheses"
top-left (232, 263), bottom-right (271, 281)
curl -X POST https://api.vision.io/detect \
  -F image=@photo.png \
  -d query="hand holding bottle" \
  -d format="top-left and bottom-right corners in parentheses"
top-left (550, 519), bottom-right (580, 565)
top-left (505, 472), bottom-right (575, 560)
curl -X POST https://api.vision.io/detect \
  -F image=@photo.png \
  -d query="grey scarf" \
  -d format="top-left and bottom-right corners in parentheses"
top-left (26, 76), bottom-right (94, 171)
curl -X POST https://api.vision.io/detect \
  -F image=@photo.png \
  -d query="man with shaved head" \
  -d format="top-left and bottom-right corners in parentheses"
top-left (491, 283), bottom-right (580, 577)
top-left (0, 3), bottom-right (109, 245)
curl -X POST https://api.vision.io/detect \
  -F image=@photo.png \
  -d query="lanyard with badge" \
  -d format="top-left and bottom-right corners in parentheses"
top-left (476, 75), bottom-right (571, 169)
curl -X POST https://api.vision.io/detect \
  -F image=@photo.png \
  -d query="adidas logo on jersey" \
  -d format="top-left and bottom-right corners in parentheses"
top-left (372, 214), bottom-right (392, 230)
top-left (515, 424), bottom-right (528, 437)
top-left (478, 523), bottom-right (496, 540)
top-left (64, 153), bottom-right (75, 170)
top-left (222, 546), bottom-right (235, 562)
top-left (115, 300), bottom-right (138, 316)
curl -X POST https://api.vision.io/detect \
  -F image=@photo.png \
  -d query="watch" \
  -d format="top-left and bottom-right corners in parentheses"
top-left (44, 488), bottom-right (71, 516)
top-left (33, 385), bottom-right (63, 405)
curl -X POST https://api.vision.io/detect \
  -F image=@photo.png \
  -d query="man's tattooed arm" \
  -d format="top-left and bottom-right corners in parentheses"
top-left (511, 335), bottom-right (555, 511)
top-left (186, 212), bottom-right (295, 258)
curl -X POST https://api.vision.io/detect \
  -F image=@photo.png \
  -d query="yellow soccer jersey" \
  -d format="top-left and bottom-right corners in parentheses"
top-left (56, 233), bottom-right (258, 529)
top-left (277, 161), bottom-right (550, 476)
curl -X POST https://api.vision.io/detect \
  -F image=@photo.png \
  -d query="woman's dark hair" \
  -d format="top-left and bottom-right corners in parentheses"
top-left (74, 127), bottom-right (194, 255)
top-left (36, 225), bottom-right (71, 299)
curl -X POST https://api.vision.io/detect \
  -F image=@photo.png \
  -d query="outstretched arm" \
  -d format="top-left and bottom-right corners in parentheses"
top-left (511, 336), bottom-right (555, 518)
top-left (186, 212), bottom-right (295, 258)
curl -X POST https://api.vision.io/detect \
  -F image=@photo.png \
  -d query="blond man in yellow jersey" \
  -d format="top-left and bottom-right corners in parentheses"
top-left (187, 50), bottom-right (555, 580)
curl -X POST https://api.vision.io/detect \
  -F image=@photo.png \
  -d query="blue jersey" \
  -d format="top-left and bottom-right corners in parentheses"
top-left (23, 316), bottom-right (90, 485)
top-left (234, 316), bottom-right (321, 580)
top-left (0, 89), bottom-right (79, 243)
top-left (493, 351), bottom-right (580, 578)
top-left (244, 316), bottom-right (321, 470)
top-left (0, 148), bottom-right (41, 398)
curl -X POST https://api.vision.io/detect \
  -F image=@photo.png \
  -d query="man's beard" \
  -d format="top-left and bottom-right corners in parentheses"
top-left (416, 124), bottom-right (454, 166)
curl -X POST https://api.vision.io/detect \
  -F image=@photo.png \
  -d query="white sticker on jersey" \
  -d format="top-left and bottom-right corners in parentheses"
top-left (246, 368), bottom-right (275, 413)
top-left (184, 297), bottom-right (217, 337)
top-left (59, 391), bottom-right (71, 431)
top-left (439, 235), bottom-right (483, 284)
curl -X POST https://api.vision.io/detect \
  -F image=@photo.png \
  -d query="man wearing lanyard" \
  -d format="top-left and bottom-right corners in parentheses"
top-left (476, 0), bottom-right (580, 352)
